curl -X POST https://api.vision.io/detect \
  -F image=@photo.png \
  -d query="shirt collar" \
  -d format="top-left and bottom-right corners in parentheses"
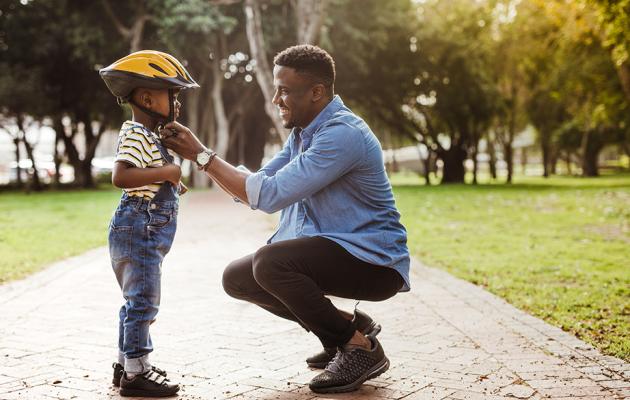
top-left (293, 95), bottom-right (344, 140)
top-left (121, 120), bottom-right (158, 141)
top-left (123, 120), bottom-right (146, 128)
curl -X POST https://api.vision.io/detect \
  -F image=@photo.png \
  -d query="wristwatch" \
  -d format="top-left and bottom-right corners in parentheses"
top-left (196, 149), bottom-right (216, 170)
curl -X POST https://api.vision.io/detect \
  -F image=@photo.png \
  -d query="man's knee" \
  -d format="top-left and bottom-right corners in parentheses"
top-left (252, 244), bottom-right (287, 288)
top-left (222, 259), bottom-right (249, 299)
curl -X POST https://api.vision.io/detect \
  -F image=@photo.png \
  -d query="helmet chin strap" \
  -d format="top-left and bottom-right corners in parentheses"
top-left (125, 89), bottom-right (175, 132)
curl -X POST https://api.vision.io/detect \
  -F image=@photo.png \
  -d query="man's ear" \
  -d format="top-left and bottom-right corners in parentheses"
top-left (311, 84), bottom-right (326, 102)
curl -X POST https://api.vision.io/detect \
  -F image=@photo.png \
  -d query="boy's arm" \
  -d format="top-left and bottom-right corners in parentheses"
top-left (112, 161), bottom-right (181, 189)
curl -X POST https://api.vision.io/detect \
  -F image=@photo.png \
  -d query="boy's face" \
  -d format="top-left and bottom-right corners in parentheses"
top-left (134, 88), bottom-right (181, 121)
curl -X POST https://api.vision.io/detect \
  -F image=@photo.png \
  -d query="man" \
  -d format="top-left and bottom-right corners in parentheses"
top-left (162, 44), bottom-right (410, 394)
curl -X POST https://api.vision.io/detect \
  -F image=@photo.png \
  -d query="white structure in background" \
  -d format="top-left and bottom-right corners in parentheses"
top-left (383, 145), bottom-right (426, 174)
top-left (381, 125), bottom-right (537, 176)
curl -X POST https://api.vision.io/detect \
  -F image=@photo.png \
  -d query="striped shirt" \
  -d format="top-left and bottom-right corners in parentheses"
top-left (115, 121), bottom-right (165, 199)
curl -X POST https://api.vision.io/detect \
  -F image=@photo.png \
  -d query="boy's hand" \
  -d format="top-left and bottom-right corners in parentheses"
top-left (161, 121), bottom-right (207, 161)
top-left (162, 163), bottom-right (182, 186)
top-left (178, 182), bottom-right (189, 195)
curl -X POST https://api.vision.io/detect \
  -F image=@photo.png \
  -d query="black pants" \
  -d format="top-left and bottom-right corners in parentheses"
top-left (222, 236), bottom-right (404, 348)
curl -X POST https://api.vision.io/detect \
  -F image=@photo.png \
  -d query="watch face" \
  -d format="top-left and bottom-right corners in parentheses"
top-left (197, 152), bottom-right (210, 165)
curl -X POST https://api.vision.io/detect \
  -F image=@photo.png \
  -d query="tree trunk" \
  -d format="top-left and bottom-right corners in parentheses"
top-left (16, 115), bottom-right (42, 191)
top-left (294, 0), bottom-right (326, 44)
top-left (541, 139), bottom-right (551, 178)
top-left (211, 34), bottom-right (230, 159)
top-left (244, 0), bottom-right (288, 141)
top-left (52, 117), bottom-right (64, 187)
top-left (487, 139), bottom-right (497, 180)
top-left (101, 0), bottom-right (148, 53)
top-left (129, 14), bottom-right (148, 53)
top-left (504, 143), bottom-right (514, 184)
top-left (580, 130), bottom-right (601, 177)
top-left (471, 145), bottom-right (479, 185)
top-left (565, 151), bottom-right (572, 175)
top-left (13, 137), bottom-right (23, 188)
top-left (440, 147), bottom-right (466, 184)
top-left (616, 61), bottom-right (630, 104)
top-left (59, 122), bottom-right (84, 187)
top-left (423, 157), bottom-right (431, 185)
top-left (20, 133), bottom-right (42, 191)
top-left (415, 144), bottom-right (431, 185)
top-left (78, 162), bottom-right (95, 187)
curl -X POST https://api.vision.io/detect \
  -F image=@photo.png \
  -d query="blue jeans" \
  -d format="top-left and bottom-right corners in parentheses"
top-left (109, 193), bottom-right (178, 372)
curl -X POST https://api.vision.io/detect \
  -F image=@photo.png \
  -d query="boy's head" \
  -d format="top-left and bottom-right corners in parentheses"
top-left (100, 50), bottom-right (198, 126)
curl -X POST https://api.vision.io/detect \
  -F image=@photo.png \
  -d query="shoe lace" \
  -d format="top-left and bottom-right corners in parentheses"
top-left (325, 348), bottom-right (356, 375)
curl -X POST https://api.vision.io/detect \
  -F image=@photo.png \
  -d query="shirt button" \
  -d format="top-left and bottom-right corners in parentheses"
top-left (150, 204), bottom-right (157, 210)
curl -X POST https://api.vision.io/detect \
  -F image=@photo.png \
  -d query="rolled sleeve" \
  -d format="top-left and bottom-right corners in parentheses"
top-left (245, 170), bottom-right (266, 210)
top-left (232, 165), bottom-right (252, 204)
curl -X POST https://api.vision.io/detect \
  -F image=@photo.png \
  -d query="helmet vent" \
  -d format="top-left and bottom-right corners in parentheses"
top-left (149, 62), bottom-right (168, 76)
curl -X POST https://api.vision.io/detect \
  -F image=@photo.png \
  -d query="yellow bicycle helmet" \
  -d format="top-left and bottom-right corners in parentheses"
top-left (100, 50), bottom-right (199, 125)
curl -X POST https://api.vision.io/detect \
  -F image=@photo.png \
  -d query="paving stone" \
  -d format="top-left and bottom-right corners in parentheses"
top-left (0, 190), bottom-right (627, 400)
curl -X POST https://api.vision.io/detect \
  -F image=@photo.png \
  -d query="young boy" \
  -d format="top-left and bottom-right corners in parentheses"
top-left (100, 50), bottom-right (199, 397)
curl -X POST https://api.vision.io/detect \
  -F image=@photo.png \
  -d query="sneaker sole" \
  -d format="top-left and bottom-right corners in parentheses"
top-left (307, 324), bottom-right (383, 369)
top-left (119, 387), bottom-right (179, 398)
top-left (309, 356), bottom-right (390, 394)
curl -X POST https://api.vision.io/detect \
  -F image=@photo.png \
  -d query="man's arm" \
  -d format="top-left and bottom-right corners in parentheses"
top-left (161, 121), bottom-right (363, 213)
top-left (245, 122), bottom-right (364, 213)
top-left (160, 122), bottom-right (251, 204)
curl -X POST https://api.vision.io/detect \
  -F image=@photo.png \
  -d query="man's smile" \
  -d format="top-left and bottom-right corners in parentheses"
top-left (279, 107), bottom-right (290, 117)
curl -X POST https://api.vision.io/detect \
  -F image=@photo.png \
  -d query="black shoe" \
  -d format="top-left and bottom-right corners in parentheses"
top-left (120, 370), bottom-right (179, 397)
top-left (309, 336), bottom-right (389, 394)
top-left (306, 347), bottom-right (338, 369)
top-left (306, 309), bottom-right (381, 369)
top-left (112, 362), bottom-right (168, 387)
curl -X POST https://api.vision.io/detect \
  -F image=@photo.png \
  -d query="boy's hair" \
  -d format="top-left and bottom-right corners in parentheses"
top-left (274, 45), bottom-right (335, 90)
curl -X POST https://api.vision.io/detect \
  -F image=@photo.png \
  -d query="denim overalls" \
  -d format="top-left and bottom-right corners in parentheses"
top-left (108, 127), bottom-right (178, 373)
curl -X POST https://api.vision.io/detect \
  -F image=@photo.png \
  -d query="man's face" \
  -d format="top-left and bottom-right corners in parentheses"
top-left (272, 65), bottom-right (316, 129)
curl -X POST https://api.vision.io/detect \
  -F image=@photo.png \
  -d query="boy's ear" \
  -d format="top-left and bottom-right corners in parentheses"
top-left (132, 89), bottom-right (152, 108)
top-left (140, 90), bottom-right (152, 108)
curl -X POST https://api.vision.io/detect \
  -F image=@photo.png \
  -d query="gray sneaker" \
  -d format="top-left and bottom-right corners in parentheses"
top-left (306, 309), bottom-right (381, 369)
top-left (308, 336), bottom-right (389, 393)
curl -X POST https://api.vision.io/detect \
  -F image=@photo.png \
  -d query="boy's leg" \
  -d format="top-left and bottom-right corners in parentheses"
top-left (122, 245), bottom-right (162, 376)
top-left (118, 305), bottom-right (126, 365)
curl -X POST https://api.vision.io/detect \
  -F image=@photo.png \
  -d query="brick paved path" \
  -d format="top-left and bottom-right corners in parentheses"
top-left (0, 190), bottom-right (628, 399)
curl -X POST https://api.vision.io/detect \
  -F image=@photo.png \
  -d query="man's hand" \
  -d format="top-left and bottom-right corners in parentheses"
top-left (160, 121), bottom-right (207, 161)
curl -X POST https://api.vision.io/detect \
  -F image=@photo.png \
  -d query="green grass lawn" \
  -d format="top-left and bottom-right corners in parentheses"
top-left (0, 188), bottom-right (121, 283)
top-left (393, 172), bottom-right (630, 361)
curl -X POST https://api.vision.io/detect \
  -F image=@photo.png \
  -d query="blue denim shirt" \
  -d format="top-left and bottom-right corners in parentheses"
top-left (246, 95), bottom-right (410, 291)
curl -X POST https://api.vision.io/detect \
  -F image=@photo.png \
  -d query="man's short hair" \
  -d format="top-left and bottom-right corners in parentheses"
top-left (274, 45), bottom-right (335, 89)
